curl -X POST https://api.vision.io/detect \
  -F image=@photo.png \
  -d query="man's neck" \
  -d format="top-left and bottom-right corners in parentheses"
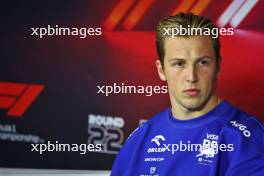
top-left (171, 95), bottom-right (221, 120)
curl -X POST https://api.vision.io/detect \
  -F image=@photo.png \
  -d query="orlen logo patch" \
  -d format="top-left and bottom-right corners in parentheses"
top-left (0, 81), bottom-right (44, 117)
top-left (151, 135), bottom-right (165, 146)
top-left (148, 135), bottom-right (168, 153)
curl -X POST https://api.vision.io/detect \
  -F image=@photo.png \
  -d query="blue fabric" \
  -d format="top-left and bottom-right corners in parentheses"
top-left (111, 100), bottom-right (264, 176)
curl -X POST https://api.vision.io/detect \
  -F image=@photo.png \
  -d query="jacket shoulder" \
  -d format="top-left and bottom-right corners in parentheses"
top-left (223, 106), bottom-right (264, 138)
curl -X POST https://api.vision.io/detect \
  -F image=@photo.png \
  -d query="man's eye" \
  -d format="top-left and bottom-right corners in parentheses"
top-left (172, 62), bottom-right (185, 67)
top-left (199, 60), bottom-right (209, 66)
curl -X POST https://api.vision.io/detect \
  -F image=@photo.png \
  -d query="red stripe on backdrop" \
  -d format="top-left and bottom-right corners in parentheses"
top-left (104, 0), bottom-right (136, 30)
top-left (0, 82), bottom-right (27, 96)
top-left (0, 97), bottom-right (16, 108)
top-left (123, 0), bottom-right (155, 30)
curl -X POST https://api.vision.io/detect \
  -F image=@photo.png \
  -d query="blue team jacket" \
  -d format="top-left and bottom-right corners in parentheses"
top-left (111, 100), bottom-right (264, 176)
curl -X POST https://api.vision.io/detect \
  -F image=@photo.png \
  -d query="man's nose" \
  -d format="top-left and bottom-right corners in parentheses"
top-left (186, 66), bottom-right (198, 83)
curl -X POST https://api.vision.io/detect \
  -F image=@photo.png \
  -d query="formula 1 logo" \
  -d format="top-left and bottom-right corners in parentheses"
top-left (151, 135), bottom-right (165, 146)
top-left (0, 81), bottom-right (44, 117)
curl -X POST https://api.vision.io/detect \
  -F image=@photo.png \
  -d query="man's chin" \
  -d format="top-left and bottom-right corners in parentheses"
top-left (180, 99), bottom-right (205, 111)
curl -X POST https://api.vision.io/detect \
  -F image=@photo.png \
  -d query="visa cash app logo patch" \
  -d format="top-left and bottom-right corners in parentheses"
top-left (196, 133), bottom-right (219, 165)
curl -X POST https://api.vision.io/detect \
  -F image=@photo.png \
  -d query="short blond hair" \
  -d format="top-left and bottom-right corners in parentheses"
top-left (156, 12), bottom-right (221, 67)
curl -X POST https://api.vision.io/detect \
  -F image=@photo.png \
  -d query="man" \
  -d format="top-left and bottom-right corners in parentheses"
top-left (111, 13), bottom-right (264, 176)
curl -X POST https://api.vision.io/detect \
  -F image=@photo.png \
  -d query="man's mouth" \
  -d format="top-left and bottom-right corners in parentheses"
top-left (184, 89), bottom-right (200, 96)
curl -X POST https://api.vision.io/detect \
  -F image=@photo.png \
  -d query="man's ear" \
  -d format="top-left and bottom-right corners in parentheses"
top-left (155, 59), bottom-right (166, 81)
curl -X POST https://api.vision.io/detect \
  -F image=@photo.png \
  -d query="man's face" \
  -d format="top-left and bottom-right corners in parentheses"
top-left (156, 35), bottom-right (219, 111)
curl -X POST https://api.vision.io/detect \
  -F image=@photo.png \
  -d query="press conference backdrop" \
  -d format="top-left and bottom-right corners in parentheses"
top-left (0, 0), bottom-right (263, 171)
